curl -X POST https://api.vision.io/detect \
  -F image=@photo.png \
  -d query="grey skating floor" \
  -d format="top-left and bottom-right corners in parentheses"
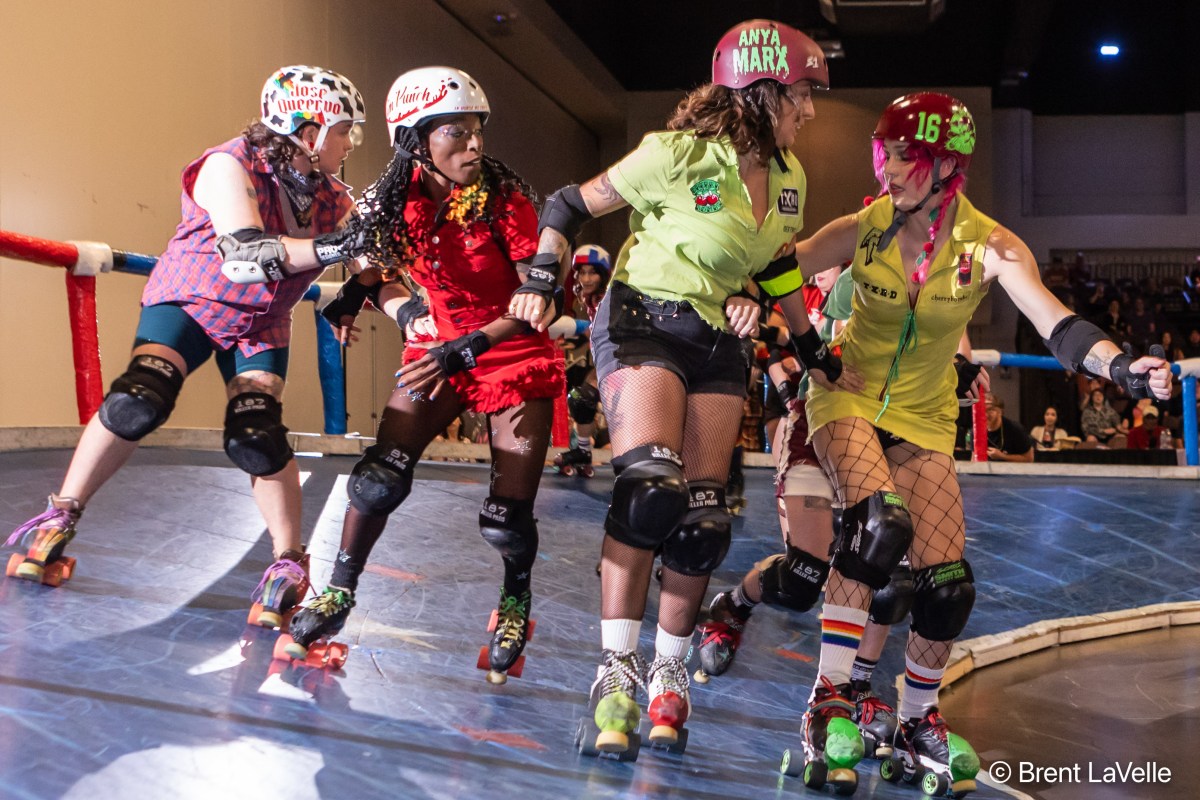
top-left (1, 447), bottom-right (1197, 800)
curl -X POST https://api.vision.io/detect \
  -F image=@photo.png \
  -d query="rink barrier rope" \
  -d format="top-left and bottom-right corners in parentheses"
top-left (1, 228), bottom-right (347, 434)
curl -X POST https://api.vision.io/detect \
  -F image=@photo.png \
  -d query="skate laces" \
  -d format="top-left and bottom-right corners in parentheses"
top-left (857, 692), bottom-right (895, 725)
top-left (811, 676), bottom-right (856, 720)
top-left (251, 556), bottom-right (309, 601)
top-left (495, 591), bottom-right (530, 647)
top-left (309, 588), bottom-right (354, 617)
top-left (601, 650), bottom-right (646, 697)
top-left (6, 503), bottom-right (78, 548)
top-left (647, 656), bottom-right (689, 697)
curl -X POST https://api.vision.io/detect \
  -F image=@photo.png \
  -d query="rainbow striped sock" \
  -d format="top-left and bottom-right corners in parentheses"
top-left (817, 605), bottom-right (870, 686)
top-left (899, 659), bottom-right (945, 720)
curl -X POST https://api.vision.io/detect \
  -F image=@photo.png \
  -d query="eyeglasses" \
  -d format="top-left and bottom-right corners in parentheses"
top-left (435, 125), bottom-right (484, 141)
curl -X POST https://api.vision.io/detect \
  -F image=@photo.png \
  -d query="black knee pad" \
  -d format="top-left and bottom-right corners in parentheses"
top-left (759, 545), bottom-right (830, 612)
top-left (567, 383), bottom-right (600, 425)
top-left (479, 496), bottom-right (538, 565)
top-left (910, 560), bottom-right (976, 641)
top-left (660, 481), bottom-right (731, 576)
top-left (223, 392), bottom-right (293, 476)
top-left (869, 562), bottom-right (915, 625)
top-left (604, 444), bottom-right (688, 550)
top-left (832, 491), bottom-right (914, 590)
top-left (347, 443), bottom-right (416, 515)
top-left (98, 355), bottom-right (184, 441)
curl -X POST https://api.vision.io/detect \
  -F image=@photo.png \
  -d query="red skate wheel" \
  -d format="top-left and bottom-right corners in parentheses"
top-left (305, 642), bottom-right (330, 667)
top-left (247, 603), bottom-right (265, 625)
top-left (59, 557), bottom-right (75, 582)
top-left (476, 646), bottom-right (490, 671)
top-left (486, 609), bottom-right (499, 633)
top-left (42, 561), bottom-right (67, 588)
top-left (273, 634), bottom-right (297, 661)
top-left (506, 655), bottom-right (525, 679)
top-left (6, 553), bottom-right (23, 578)
top-left (526, 617), bottom-right (536, 641)
top-left (327, 642), bottom-right (349, 669)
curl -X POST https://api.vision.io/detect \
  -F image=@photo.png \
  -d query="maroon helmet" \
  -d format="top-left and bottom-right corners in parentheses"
top-left (873, 92), bottom-right (976, 171)
top-left (712, 19), bottom-right (828, 90)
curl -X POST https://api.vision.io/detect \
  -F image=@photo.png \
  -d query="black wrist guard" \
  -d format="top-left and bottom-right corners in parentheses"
top-left (953, 354), bottom-right (982, 399)
top-left (1109, 345), bottom-right (1165, 399)
top-left (512, 252), bottom-right (558, 306)
top-left (429, 330), bottom-right (490, 376)
top-left (313, 225), bottom-right (368, 268)
top-left (776, 378), bottom-right (797, 407)
top-left (394, 295), bottom-right (429, 335)
top-left (791, 327), bottom-right (842, 384)
top-left (758, 324), bottom-right (782, 346)
top-left (321, 279), bottom-right (374, 326)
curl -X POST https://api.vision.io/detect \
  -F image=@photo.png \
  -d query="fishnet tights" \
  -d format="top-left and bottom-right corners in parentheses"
top-left (599, 366), bottom-right (744, 637)
top-left (814, 417), bottom-right (967, 671)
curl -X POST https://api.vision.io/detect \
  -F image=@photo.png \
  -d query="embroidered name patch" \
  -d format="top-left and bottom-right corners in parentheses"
top-left (777, 188), bottom-right (799, 216)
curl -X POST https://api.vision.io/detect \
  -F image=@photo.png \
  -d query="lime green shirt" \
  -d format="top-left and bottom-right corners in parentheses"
top-left (806, 194), bottom-right (996, 454)
top-left (607, 130), bottom-right (806, 330)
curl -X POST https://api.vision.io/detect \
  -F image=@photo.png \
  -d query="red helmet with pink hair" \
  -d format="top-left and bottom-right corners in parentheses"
top-left (712, 19), bottom-right (828, 90)
top-left (873, 92), bottom-right (976, 172)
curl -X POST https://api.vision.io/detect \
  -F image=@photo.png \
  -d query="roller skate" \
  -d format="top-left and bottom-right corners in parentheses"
top-left (553, 447), bottom-right (594, 478)
top-left (5, 495), bottom-right (81, 587)
top-left (780, 677), bottom-right (864, 795)
top-left (278, 586), bottom-right (354, 669)
top-left (849, 679), bottom-right (899, 759)
top-left (248, 551), bottom-right (310, 629)
top-left (575, 649), bottom-right (646, 761)
top-left (880, 707), bottom-right (978, 798)
top-left (476, 588), bottom-right (536, 684)
top-left (694, 591), bottom-right (749, 683)
top-left (645, 655), bottom-right (691, 753)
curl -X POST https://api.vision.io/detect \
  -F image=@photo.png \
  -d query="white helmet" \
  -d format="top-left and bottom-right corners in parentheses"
top-left (261, 65), bottom-right (366, 163)
top-left (385, 66), bottom-right (490, 147)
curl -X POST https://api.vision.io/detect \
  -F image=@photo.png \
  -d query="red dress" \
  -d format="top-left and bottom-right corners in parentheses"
top-left (399, 168), bottom-right (564, 412)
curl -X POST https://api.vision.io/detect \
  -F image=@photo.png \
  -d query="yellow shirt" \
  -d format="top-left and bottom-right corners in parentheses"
top-left (806, 194), bottom-right (996, 454)
top-left (607, 130), bottom-right (805, 330)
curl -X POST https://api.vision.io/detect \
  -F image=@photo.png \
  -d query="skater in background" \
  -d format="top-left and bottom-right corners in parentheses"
top-left (786, 92), bottom-right (1171, 794)
top-left (551, 244), bottom-right (611, 478)
top-left (289, 67), bottom-right (564, 684)
top-left (511, 19), bottom-right (857, 757)
top-left (6, 65), bottom-right (365, 626)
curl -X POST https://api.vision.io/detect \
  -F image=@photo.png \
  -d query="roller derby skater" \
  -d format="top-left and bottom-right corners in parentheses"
top-left (786, 90), bottom-right (1170, 795)
top-left (5, 65), bottom-right (364, 606)
top-left (512, 18), bottom-right (845, 761)
top-left (316, 67), bottom-right (562, 684)
top-left (249, 551), bottom-right (311, 629)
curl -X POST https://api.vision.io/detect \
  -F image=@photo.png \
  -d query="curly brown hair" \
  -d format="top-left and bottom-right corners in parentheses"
top-left (667, 80), bottom-right (787, 167)
top-left (240, 120), bottom-right (316, 171)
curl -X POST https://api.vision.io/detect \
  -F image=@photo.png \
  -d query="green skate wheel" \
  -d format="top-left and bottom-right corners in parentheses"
top-left (802, 759), bottom-right (828, 790)
top-left (880, 756), bottom-right (904, 783)
top-left (922, 770), bottom-right (949, 797)
top-left (780, 748), bottom-right (804, 777)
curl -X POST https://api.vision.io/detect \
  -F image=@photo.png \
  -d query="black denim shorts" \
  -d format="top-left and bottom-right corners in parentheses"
top-left (591, 281), bottom-right (749, 397)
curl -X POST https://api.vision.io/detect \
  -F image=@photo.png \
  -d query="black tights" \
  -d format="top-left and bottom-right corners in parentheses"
top-left (331, 385), bottom-right (553, 594)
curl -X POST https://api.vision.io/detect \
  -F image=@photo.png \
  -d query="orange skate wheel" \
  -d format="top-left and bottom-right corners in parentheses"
top-left (58, 557), bottom-right (75, 582)
top-left (247, 603), bottom-right (265, 625)
top-left (6, 553), bottom-right (23, 578)
top-left (327, 642), bottom-right (349, 669)
top-left (273, 634), bottom-right (299, 661)
top-left (486, 609), bottom-right (499, 632)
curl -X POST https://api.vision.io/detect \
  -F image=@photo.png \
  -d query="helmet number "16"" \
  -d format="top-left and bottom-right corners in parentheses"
top-left (915, 111), bottom-right (942, 144)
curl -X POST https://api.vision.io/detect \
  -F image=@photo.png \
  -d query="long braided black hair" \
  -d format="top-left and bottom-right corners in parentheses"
top-left (350, 125), bottom-right (537, 275)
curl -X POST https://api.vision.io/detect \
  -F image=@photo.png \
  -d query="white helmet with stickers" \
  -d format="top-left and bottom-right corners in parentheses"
top-left (385, 66), bottom-right (490, 147)
top-left (260, 65), bottom-right (366, 164)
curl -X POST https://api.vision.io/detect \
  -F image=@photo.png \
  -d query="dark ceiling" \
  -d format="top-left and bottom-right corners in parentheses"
top-left (550, 0), bottom-right (1199, 115)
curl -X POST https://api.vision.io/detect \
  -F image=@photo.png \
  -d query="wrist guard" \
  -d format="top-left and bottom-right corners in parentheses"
top-left (953, 354), bottom-right (982, 399)
top-left (512, 252), bottom-right (558, 307)
top-left (791, 326), bottom-right (842, 384)
top-left (217, 228), bottom-right (287, 284)
top-left (394, 294), bottom-right (430, 336)
top-left (429, 330), bottom-right (490, 376)
top-left (321, 279), bottom-right (378, 326)
top-left (313, 225), bottom-right (368, 268)
top-left (1109, 344), bottom-right (1164, 399)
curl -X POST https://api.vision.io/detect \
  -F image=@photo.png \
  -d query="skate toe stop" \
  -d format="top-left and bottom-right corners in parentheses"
top-left (594, 730), bottom-right (629, 752)
top-left (256, 611), bottom-right (283, 629)
top-left (693, 669), bottom-right (710, 684)
top-left (486, 670), bottom-right (508, 685)
top-left (648, 725), bottom-right (679, 744)
top-left (952, 779), bottom-right (977, 794)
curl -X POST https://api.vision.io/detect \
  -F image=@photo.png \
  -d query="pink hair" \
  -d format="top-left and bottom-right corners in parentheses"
top-left (870, 139), bottom-right (967, 284)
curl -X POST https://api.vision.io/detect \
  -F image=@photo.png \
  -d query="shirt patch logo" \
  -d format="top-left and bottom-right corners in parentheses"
top-left (690, 179), bottom-right (723, 213)
top-left (956, 253), bottom-right (974, 286)
top-left (861, 228), bottom-right (883, 266)
top-left (777, 188), bottom-right (800, 216)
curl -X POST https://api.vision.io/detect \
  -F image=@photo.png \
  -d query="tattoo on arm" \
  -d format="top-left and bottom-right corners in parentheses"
top-left (1082, 350), bottom-right (1114, 379)
top-left (246, 186), bottom-right (256, 200)
top-left (595, 173), bottom-right (621, 204)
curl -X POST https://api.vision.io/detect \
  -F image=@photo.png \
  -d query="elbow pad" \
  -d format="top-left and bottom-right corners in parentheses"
top-left (1043, 315), bottom-right (1107, 376)
top-left (216, 227), bottom-right (287, 284)
top-left (537, 184), bottom-right (591, 242)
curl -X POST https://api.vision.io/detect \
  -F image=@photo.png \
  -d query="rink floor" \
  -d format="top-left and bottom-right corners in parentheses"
top-left (1, 447), bottom-right (1198, 800)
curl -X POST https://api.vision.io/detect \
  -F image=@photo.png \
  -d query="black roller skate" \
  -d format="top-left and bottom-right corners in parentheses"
top-left (645, 655), bottom-right (691, 753)
top-left (279, 586), bottom-right (354, 669)
top-left (576, 649), bottom-right (646, 760)
top-left (781, 676), bottom-right (864, 795)
top-left (849, 679), bottom-right (899, 759)
top-left (553, 447), bottom-right (594, 477)
top-left (248, 551), bottom-right (310, 629)
top-left (694, 591), bottom-right (749, 683)
top-left (880, 707), bottom-right (979, 798)
top-left (5, 495), bottom-right (81, 587)
top-left (476, 588), bottom-right (535, 684)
